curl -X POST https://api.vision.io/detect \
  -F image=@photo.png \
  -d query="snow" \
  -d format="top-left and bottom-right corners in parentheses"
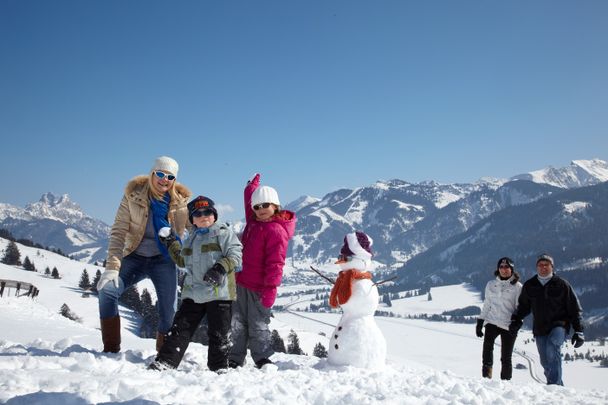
top-left (65, 228), bottom-right (96, 246)
top-left (563, 201), bottom-right (590, 214)
top-left (1, 238), bottom-right (607, 404)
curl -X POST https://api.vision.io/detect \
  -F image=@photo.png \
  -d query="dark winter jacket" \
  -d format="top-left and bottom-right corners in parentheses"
top-left (512, 274), bottom-right (583, 336)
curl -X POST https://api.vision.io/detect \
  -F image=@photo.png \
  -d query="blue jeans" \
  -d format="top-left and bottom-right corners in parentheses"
top-left (535, 326), bottom-right (566, 385)
top-left (98, 253), bottom-right (177, 333)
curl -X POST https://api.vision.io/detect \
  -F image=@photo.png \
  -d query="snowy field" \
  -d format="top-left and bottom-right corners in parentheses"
top-left (1, 238), bottom-right (608, 404)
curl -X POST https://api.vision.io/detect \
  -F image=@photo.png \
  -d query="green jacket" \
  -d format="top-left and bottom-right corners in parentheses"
top-left (167, 222), bottom-right (242, 303)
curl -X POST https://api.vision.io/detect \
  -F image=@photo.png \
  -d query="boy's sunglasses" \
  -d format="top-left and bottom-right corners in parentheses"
top-left (154, 171), bottom-right (176, 181)
top-left (253, 202), bottom-right (272, 211)
top-left (192, 209), bottom-right (215, 218)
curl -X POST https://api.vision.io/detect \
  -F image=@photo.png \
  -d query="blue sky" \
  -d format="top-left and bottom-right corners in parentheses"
top-left (1, 1), bottom-right (607, 224)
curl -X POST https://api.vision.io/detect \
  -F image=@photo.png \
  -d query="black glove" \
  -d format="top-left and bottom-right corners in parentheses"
top-left (158, 227), bottom-right (177, 247)
top-left (476, 319), bottom-right (484, 338)
top-left (508, 317), bottom-right (523, 337)
top-left (571, 332), bottom-right (585, 348)
top-left (203, 263), bottom-right (226, 287)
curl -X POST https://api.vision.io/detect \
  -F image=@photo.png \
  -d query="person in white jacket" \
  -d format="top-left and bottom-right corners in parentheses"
top-left (476, 257), bottom-right (523, 380)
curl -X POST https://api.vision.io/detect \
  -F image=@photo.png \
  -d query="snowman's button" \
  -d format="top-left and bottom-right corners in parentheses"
top-left (338, 326), bottom-right (342, 331)
top-left (335, 344), bottom-right (339, 349)
top-left (334, 334), bottom-right (338, 339)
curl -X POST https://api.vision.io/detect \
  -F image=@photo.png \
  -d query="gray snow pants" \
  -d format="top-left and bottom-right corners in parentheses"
top-left (229, 284), bottom-right (273, 365)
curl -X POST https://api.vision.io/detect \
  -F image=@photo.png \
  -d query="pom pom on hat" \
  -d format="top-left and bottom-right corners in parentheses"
top-left (187, 196), bottom-right (218, 223)
top-left (340, 231), bottom-right (373, 261)
top-left (152, 156), bottom-right (179, 177)
top-left (251, 186), bottom-right (281, 208)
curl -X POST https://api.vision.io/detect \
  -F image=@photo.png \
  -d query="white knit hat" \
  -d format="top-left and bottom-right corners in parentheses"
top-left (251, 186), bottom-right (281, 208)
top-left (151, 156), bottom-right (179, 177)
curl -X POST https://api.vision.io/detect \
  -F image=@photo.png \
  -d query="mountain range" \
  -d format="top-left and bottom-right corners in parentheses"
top-left (0, 192), bottom-right (109, 264)
top-left (1, 159), bottom-right (607, 273)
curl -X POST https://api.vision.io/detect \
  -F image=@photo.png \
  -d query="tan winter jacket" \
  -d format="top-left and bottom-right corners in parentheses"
top-left (106, 175), bottom-right (191, 271)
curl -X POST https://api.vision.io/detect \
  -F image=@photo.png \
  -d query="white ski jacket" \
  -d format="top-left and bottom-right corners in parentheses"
top-left (479, 276), bottom-right (523, 331)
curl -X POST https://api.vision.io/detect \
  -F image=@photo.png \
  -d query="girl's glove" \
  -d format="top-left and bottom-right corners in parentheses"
top-left (260, 288), bottom-right (277, 308)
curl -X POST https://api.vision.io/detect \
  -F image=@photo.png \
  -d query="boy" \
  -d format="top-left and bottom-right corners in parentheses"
top-left (149, 196), bottom-right (242, 372)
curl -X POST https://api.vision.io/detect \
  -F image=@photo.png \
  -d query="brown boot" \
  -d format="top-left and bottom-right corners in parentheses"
top-left (100, 316), bottom-right (121, 353)
top-left (156, 332), bottom-right (167, 352)
top-left (482, 365), bottom-right (493, 379)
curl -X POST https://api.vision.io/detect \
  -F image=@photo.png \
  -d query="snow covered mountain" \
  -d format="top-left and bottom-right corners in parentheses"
top-left (0, 192), bottom-right (109, 264)
top-left (287, 159), bottom-right (608, 273)
top-left (511, 158), bottom-right (608, 188)
top-left (395, 180), bottom-right (608, 338)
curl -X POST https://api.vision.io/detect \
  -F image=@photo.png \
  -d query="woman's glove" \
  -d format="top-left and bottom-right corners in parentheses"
top-left (476, 319), bottom-right (484, 338)
top-left (97, 270), bottom-right (119, 291)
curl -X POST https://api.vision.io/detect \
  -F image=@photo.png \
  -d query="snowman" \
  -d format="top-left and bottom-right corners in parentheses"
top-left (327, 231), bottom-right (386, 369)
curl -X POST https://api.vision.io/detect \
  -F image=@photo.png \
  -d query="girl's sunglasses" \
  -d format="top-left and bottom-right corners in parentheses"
top-left (253, 202), bottom-right (272, 210)
top-left (154, 171), bottom-right (176, 181)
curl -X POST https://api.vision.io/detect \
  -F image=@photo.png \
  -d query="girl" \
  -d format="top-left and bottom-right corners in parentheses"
top-left (229, 173), bottom-right (296, 369)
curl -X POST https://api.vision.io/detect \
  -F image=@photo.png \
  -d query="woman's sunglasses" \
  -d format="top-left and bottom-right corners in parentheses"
top-left (154, 171), bottom-right (176, 181)
top-left (253, 202), bottom-right (272, 210)
top-left (192, 209), bottom-right (215, 218)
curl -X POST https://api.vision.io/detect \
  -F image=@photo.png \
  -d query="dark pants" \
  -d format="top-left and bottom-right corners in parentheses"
top-left (156, 298), bottom-right (232, 371)
top-left (482, 323), bottom-right (517, 380)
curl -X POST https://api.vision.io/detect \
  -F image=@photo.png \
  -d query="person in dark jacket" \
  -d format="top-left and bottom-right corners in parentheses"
top-left (509, 253), bottom-right (584, 386)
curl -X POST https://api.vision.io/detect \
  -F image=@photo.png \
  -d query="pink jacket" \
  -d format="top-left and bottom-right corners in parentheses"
top-left (237, 174), bottom-right (296, 307)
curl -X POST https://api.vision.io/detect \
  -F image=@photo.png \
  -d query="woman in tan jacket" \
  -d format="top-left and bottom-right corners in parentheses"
top-left (97, 156), bottom-right (191, 353)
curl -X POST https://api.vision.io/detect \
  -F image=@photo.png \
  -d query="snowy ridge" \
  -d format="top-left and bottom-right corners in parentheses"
top-left (511, 159), bottom-right (608, 188)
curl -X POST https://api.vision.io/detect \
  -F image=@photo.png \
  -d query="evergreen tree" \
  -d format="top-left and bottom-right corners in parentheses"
top-left (44, 266), bottom-right (51, 276)
top-left (1, 240), bottom-right (21, 265)
top-left (119, 285), bottom-right (141, 311)
top-left (383, 293), bottom-right (392, 307)
top-left (139, 288), bottom-right (159, 338)
top-left (271, 329), bottom-right (286, 353)
top-left (91, 269), bottom-right (102, 292)
top-left (287, 329), bottom-right (304, 355)
top-left (78, 269), bottom-right (91, 290)
top-left (51, 267), bottom-right (60, 279)
top-left (22, 256), bottom-right (36, 271)
top-left (312, 342), bottom-right (328, 358)
top-left (427, 291), bottom-right (433, 301)
top-left (59, 303), bottom-right (81, 322)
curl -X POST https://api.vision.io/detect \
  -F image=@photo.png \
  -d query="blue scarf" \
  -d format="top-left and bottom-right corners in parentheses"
top-left (150, 193), bottom-right (180, 258)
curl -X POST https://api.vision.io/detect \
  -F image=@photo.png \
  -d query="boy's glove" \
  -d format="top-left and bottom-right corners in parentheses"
top-left (508, 317), bottom-right (523, 337)
top-left (571, 332), bottom-right (585, 348)
top-left (476, 319), bottom-right (484, 338)
top-left (203, 263), bottom-right (226, 287)
top-left (158, 227), bottom-right (176, 247)
top-left (97, 270), bottom-right (119, 291)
